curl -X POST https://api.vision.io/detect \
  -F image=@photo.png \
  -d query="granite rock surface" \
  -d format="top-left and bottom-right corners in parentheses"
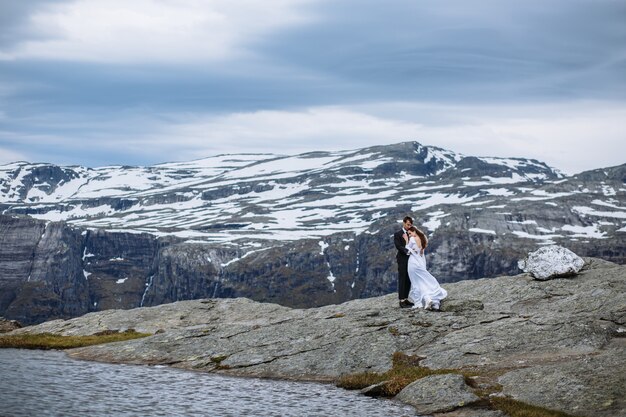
top-left (9, 258), bottom-right (626, 417)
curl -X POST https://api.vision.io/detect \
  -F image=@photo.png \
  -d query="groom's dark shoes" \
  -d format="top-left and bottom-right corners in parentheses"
top-left (399, 299), bottom-right (414, 308)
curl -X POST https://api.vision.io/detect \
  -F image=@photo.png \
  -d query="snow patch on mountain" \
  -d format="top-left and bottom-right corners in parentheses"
top-left (1, 142), bottom-right (622, 247)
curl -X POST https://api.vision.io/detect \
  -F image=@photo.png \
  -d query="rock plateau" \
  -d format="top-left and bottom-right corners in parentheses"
top-left (9, 257), bottom-right (625, 417)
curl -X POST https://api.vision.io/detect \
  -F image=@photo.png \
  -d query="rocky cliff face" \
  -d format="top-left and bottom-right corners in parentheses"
top-left (10, 259), bottom-right (625, 417)
top-left (0, 217), bottom-right (157, 324)
top-left (1, 142), bottom-right (624, 324)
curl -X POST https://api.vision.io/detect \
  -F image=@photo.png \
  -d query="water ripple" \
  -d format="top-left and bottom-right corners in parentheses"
top-left (0, 349), bottom-right (417, 417)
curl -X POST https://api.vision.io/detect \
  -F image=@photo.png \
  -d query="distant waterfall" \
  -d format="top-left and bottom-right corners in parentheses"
top-left (140, 275), bottom-right (154, 307)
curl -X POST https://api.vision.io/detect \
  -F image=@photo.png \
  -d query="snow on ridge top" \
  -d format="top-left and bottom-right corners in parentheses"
top-left (321, 151), bottom-right (398, 171)
top-left (0, 161), bottom-right (32, 171)
top-left (477, 156), bottom-right (561, 176)
top-left (223, 155), bottom-right (339, 180)
top-left (154, 153), bottom-right (279, 169)
top-left (478, 156), bottom-right (528, 169)
top-left (328, 152), bottom-right (378, 166)
top-left (76, 171), bottom-right (157, 197)
top-left (424, 147), bottom-right (461, 163)
top-left (3, 143), bottom-right (607, 243)
top-left (358, 158), bottom-right (394, 169)
top-left (0, 161), bottom-right (76, 170)
top-left (423, 147), bottom-right (462, 174)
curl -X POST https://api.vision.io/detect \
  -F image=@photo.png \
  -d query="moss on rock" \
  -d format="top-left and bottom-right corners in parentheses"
top-left (0, 329), bottom-right (150, 350)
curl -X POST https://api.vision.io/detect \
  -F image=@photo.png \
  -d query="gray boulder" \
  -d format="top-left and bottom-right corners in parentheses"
top-left (395, 374), bottom-right (479, 414)
top-left (518, 245), bottom-right (585, 280)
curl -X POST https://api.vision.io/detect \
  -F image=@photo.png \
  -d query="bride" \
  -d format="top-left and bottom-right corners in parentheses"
top-left (403, 227), bottom-right (447, 310)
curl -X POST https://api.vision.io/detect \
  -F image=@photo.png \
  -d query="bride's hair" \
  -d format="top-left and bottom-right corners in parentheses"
top-left (408, 226), bottom-right (428, 255)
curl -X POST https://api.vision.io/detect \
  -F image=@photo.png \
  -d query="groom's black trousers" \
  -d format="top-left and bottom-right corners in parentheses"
top-left (394, 229), bottom-right (411, 299)
top-left (396, 254), bottom-right (410, 300)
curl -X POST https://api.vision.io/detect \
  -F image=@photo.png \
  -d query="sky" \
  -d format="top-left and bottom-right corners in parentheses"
top-left (0, 0), bottom-right (624, 174)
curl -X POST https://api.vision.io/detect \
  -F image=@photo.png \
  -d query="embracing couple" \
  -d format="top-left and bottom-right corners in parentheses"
top-left (394, 216), bottom-right (447, 310)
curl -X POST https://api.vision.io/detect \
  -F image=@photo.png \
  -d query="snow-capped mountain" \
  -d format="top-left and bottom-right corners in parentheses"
top-left (1, 142), bottom-right (624, 324)
top-left (1, 142), bottom-right (583, 244)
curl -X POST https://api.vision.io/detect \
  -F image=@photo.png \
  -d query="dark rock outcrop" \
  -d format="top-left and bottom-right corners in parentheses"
top-left (0, 217), bottom-right (88, 324)
top-left (0, 317), bottom-right (21, 333)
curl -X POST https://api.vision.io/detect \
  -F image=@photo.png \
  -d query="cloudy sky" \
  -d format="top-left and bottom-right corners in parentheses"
top-left (0, 0), bottom-right (624, 174)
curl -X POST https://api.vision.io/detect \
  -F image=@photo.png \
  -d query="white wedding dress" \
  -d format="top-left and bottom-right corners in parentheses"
top-left (405, 237), bottom-right (447, 309)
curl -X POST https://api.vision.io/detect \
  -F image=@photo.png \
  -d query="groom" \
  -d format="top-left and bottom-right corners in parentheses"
top-left (394, 216), bottom-right (413, 308)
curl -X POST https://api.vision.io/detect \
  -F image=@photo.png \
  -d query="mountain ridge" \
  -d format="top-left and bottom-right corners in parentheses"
top-left (0, 141), bottom-right (624, 324)
top-left (0, 141), bottom-right (568, 244)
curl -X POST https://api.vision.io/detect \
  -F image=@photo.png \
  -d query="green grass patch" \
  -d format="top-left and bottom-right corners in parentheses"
top-left (464, 374), bottom-right (504, 398)
top-left (337, 352), bottom-right (462, 397)
top-left (210, 354), bottom-right (231, 369)
top-left (0, 329), bottom-right (151, 350)
top-left (472, 383), bottom-right (504, 399)
top-left (490, 396), bottom-right (577, 417)
top-left (388, 326), bottom-right (400, 336)
top-left (210, 354), bottom-right (228, 364)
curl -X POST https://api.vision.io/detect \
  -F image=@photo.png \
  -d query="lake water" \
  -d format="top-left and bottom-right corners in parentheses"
top-left (0, 349), bottom-right (417, 416)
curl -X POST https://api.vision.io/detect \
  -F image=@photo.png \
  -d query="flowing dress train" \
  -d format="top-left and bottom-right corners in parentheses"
top-left (405, 237), bottom-right (447, 309)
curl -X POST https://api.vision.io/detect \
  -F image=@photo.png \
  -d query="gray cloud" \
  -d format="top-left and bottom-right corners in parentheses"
top-left (257, 0), bottom-right (626, 101)
top-left (0, 0), bottom-right (624, 170)
top-left (0, 0), bottom-right (68, 47)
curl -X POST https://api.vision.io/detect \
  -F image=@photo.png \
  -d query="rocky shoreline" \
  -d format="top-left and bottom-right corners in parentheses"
top-left (6, 257), bottom-right (625, 416)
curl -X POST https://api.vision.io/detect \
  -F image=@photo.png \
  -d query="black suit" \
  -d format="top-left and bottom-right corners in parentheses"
top-left (394, 229), bottom-right (411, 299)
